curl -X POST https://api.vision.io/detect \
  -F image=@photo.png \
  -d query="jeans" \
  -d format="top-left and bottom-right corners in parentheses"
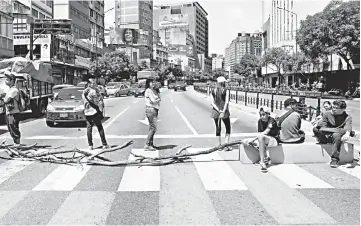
top-left (313, 127), bottom-right (347, 161)
top-left (86, 113), bottom-right (107, 146)
top-left (214, 117), bottom-right (231, 136)
top-left (6, 114), bottom-right (20, 144)
top-left (146, 106), bottom-right (158, 146)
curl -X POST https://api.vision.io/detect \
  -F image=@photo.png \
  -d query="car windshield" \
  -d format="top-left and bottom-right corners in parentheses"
top-left (107, 82), bottom-right (120, 87)
top-left (55, 88), bottom-right (83, 100)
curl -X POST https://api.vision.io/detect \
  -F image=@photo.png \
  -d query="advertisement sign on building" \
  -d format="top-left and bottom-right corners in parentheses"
top-left (110, 28), bottom-right (140, 45)
top-left (75, 55), bottom-right (91, 69)
top-left (159, 14), bottom-right (189, 29)
top-left (13, 34), bottom-right (51, 61)
top-left (168, 44), bottom-right (194, 58)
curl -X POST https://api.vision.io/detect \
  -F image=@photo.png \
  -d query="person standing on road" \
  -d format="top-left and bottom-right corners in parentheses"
top-left (3, 71), bottom-right (21, 147)
top-left (144, 78), bottom-right (161, 151)
top-left (211, 76), bottom-right (232, 151)
top-left (83, 79), bottom-right (109, 150)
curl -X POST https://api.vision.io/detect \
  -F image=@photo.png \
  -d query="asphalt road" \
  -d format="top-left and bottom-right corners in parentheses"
top-left (0, 87), bottom-right (359, 225)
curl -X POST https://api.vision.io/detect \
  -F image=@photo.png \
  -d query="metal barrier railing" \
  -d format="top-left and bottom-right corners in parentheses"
top-left (194, 85), bottom-right (321, 121)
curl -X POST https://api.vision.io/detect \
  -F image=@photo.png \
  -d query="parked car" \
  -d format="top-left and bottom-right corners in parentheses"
top-left (46, 87), bottom-right (105, 127)
top-left (174, 81), bottom-right (187, 91)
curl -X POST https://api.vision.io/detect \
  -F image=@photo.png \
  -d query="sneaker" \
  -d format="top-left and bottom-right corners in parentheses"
top-left (144, 145), bottom-right (156, 151)
top-left (102, 145), bottom-right (111, 150)
top-left (13, 144), bottom-right (20, 148)
top-left (88, 146), bottom-right (94, 151)
top-left (223, 146), bottom-right (233, 152)
top-left (264, 157), bottom-right (272, 166)
top-left (330, 159), bottom-right (339, 168)
top-left (260, 162), bottom-right (268, 172)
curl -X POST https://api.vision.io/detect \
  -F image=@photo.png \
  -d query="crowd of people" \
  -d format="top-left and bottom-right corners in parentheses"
top-left (2, 72), bottom-right (357, 172)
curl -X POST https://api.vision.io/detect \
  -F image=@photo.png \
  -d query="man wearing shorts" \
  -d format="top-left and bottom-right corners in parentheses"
top-left (245, 107), bottom-right (279, 171)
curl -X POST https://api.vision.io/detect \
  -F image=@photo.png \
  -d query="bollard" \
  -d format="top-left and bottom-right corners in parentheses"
top-left (236, 90), bottom-right (238, 103)
top-left (271, 93), bottom-right (274, 112)
top-left (245, 91), bottom-right (248, 106)
top-left (256, 92), bottom-right (260, 109)
top-left (317, 97), bottom-right (321, 116)
top-left (280, 101), bottom-right (283, 110)
top-left (267, 99), bottom-right (269, 107)
top-left (276, 101), bottom-right (278, 110)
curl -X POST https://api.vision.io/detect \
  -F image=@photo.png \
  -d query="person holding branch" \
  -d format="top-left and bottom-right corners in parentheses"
top-left (210, 76), bottom-right (232, 151)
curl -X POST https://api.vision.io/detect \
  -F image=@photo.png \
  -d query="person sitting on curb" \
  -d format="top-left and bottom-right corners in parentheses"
top-left (313, 100), bottom-right (353, 168)
top-left (276, 98), bottom-right (305, 144)
top-left (244, 107), bottom-right (279, 172)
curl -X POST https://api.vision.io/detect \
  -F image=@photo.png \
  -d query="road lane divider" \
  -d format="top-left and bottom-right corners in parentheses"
top-left (92, 107), bottom-right (130, 137)
top-left (175, 106), bottom-right (198, 135)
top-left (118, 149), bottom-right (160, 191)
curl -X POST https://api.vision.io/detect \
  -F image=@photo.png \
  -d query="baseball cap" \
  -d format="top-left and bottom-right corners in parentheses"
top-left (259, 107), bottom-right (271, 114)
top-left (217, 76), bottom-right (226, 83)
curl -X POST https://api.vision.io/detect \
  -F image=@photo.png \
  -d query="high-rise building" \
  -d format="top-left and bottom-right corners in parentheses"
top-left (114, 0), bottom-right (153, 61)
top-left (0, 0), bottom-right (14, 58)
top-left (224, 32), bottom-right (262, 73)
top-left (212, 54), bottom-right (224, 71)
top-left (153, 2), bottom-right (209, 56)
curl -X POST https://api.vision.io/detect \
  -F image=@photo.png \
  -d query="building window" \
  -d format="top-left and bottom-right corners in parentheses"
top-left (39, 13), bottom-right (45, 19)
top-left (171, 8), bottom-right (181, 14)
top-left (32, 8), bottom-right (39, 18)
top-left (90, 9), bottom-right (94, 17)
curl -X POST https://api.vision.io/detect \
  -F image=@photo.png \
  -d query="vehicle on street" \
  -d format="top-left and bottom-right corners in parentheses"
top-left (105, 82), bottom-right (121, 96)
top-left (168, 82), bottom-right (175, 89)
top-left (46, 87), bottom-right (105, 126)
top-left (0, 57), bottom-right (55, 118)
top-left (174, 81), bottom-right (187, 91)
top-left (134, 81), bottom-right (146, 97)
top-left (116, 84), bottom-right (132, 97)
top-left (53, 84), bottom-right (74, 98)
top-left (76, 82), bottom-right (87, 89)
top-left (106, 82), bottom-right (132, 97)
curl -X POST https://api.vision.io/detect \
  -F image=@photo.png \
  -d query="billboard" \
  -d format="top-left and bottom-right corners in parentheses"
top-left (168, 44), bottom-right (194, 58)
top-left (13, 34), bottom-right (51, 61)
top-left (159, 14), bottom-right (189, 29)
top-left (109, 28), bottom-right (151, 46)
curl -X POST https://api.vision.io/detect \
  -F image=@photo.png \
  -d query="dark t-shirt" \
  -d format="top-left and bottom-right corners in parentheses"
top-left (258, 117), bottom-right (279, 137)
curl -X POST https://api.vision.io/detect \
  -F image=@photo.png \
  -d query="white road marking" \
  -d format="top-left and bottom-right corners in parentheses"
top-left (0, 160), bottom-right (33, 185)
top-left (133, 100), bottom-right (139, 104)
top-left (0, 191), bottom-right (29, 220)
top-left (138, 116), bottom-right (161, 126)
top-left (48, 191), bottom-right (115, 225)
top-left (230, 117), bottom-right (238, 124)
top-left (175, 106), bottom-right (198, 135)
top-left (338, 165), bottom-right (360, 179)
top-left (189, 148), bottom-right (248, 190)
top-left (268, 164), bottom-right (334, 188)
top-left (170, 99), bottom-right (174, 103)
top-left (104, 107), bottom-right (129, 130)
top-left (118, 149), bottom-right (160, 191)
top-left (33, 165), bottom-right (91, 191)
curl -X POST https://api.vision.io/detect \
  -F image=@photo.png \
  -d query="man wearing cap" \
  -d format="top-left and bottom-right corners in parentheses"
top-left (3, 71), bottom-right (21, 146)
top-left (244, 107), bottom-right (279, 171)
top-left (210, 76), bottom-right (232, 151)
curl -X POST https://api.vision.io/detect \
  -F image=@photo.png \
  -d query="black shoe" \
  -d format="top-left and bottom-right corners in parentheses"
top-left (330, 159), bottom-right (339, 168)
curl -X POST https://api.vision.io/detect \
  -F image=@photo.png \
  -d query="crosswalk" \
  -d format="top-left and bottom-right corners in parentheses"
top-left (0, 148), bottom-right (359, 225)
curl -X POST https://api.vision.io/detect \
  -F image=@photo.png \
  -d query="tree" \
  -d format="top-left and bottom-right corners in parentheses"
top-left (139, 60), bottom-right (149, 70)
top-left (212, 68), bottom-right (228, 79)
top-left (234, 54), bottom-right (261, 84)
top-left (297, 0), bottom-right (360, 69)
top-left (262, 47), bottom-right (291, 83)
top-left (89, 50), bottom-right (130, 79)
top-left (171, 67), bottom-right (184, 79)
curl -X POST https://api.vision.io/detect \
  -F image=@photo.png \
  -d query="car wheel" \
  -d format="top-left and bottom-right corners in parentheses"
top-left (46, 121), bottom-right (54, 127)
top-left (127, 91), bottom-right (131, 96)
top-left (175, 89), bottom-right (177, 91)
top-left (115, 92), bottom-right (119, 97)
top-left (135, 94), bottom-right (138, 97)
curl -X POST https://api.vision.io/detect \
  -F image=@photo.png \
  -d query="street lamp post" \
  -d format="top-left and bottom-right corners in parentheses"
top-left (276, 6), bottom-right (298, 54)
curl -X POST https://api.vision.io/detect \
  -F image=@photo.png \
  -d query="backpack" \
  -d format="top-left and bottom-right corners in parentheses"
top-left (17, 89), bottom-right (28, 112)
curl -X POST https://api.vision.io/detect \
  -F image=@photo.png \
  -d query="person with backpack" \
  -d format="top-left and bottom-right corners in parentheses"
top-left (83, 79), bottom-right (109, 150)
top-left (3, 71), bottom-right (23, 147)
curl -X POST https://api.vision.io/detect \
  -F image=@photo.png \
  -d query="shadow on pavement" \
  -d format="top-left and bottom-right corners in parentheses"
top-left (154, 144), bottom-right (177, 150)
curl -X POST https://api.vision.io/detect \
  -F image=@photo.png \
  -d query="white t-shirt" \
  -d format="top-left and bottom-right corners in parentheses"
top-left (4, 87), bottom-right (20, 115)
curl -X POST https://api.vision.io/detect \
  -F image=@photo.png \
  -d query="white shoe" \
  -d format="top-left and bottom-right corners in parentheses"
top-left (88, 146), bottom-right (93, 151)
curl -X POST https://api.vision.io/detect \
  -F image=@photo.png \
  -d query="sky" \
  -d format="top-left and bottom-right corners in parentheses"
top-left (104, 0), bottom-right (332, 55)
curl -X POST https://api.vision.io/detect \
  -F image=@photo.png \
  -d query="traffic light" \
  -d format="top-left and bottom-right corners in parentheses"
top-left (33, 19), bottom-right (72, 35)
